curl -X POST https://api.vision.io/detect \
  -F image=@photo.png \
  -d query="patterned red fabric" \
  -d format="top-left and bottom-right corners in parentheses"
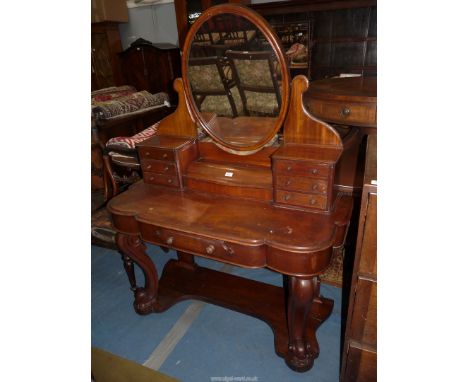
top-left (91, 85), bottom-right (137, 104)
top-left (106, 122), bottom-right (160, 149)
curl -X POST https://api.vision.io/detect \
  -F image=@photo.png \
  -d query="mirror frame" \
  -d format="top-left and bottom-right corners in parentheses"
top-left (181, 4), bottom-right (290, 153)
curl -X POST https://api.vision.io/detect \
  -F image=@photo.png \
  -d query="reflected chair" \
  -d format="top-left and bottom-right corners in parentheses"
top-left (225, 50), bottom-right (282, 117)
top-left (188, 56), bottom-right (242, 117)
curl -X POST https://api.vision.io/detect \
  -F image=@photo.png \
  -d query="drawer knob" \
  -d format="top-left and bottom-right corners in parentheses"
top-left (146, 164), bottom-right (152, 170)
top-left (284, 194), bottom-right (291, 201)
top-left (286, 166), bottom-right (292, 171)
top-left (286, 179), bottom-right (292, 186)
top-left (312, 184), bottom-right (318, 190)
top-left (149, 176), bottom-right (155, 181)
top-left (222, 242), bottom-right (235, 255)
top-left (166, 236), bottom-right (174, 245)
top-left (162, 153), bottom-right (168, 159)
top-left (310, 198), bottom-right (316, 205)
top-left (206, 245), bottom-right (215, 255)
top-left (168, 179), bottom-right (173, 184)
top-left (164, 166), bottom-right (169, 172)
top-left (310, 169), bottom-right (318, 174)
top-left (341, 107), bottom-right (351, 116)
top-left (145, 151), bottom-right (150, 156)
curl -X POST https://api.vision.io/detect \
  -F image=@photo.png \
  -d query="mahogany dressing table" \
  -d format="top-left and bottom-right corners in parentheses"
top-left (108, 4), bottom-right (353, 372)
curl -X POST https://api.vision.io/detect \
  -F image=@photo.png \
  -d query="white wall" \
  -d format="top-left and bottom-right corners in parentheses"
top-left (118, 2), bottom-right (179, 49)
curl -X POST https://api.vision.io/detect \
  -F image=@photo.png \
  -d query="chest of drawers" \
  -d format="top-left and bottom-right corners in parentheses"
top-left (137, 135), bottom-right (198, 190)
top-left (272, 144), bottom-right (341, 213)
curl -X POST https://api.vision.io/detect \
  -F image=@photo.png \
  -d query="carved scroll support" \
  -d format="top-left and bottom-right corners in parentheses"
top-left (116, 233), bottom-right (158, 315)
top-left (285, 275), bottom-right (320, 372)
top-left (120, 253), bottom-right (137, 292)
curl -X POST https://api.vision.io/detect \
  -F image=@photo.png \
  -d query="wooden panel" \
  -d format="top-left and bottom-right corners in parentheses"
top-left (350, 278), bottom-right (376, 346)
top-left (343, 343), bottom-right (376, 382)
top-left (359, 192), bottom-right (377, 274)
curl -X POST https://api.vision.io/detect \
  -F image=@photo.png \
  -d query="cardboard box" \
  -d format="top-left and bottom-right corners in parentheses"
top-left (92, 0), bottom-right (129, 23)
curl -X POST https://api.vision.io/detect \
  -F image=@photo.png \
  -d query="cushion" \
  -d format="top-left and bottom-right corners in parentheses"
top-left (106, 122), bottom-right (160, 150)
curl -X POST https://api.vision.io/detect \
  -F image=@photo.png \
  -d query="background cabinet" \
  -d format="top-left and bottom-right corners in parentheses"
top-left (340, 134), bottom-right (377, 382)
top-left (119, 41), bottom-right (182, 104)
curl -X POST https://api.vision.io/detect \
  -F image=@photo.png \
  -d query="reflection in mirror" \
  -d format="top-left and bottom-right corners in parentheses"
top-left (187, 12), bottom-right (284, 150)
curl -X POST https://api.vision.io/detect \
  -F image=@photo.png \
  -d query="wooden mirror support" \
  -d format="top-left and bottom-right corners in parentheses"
top-left (108, 4), bottom-right (353, 373)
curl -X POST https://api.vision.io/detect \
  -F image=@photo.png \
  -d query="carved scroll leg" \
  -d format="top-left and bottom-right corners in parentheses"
top-left (116, 233), bottom-right (158, 315)
top-left (120, 253), bottom-right (137, 292)
top-left (285, 276), bottom-right (318, 372)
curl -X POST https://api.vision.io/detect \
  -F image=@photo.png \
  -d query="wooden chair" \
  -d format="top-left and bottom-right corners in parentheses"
top-left (188, 56), bottom-right (241, 117)
top-left (225, 50), bottom-right (282, 117)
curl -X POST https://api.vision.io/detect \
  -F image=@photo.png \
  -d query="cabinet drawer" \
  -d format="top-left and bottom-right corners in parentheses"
top-left (139, 224), bottom-right (266, 267)
top-left (275, 190), bottom-right (327, 210)
top-left (143, 172), bottom-right (179, 187)
top-left (274, 160), bottom-right (330, 179)
top-left (138, 146), bottom-right (175, 162)
top-left (309, 99), bottom-right (377, 127)
top-left (140, 159), bottom-right (176, 175)
top-left (276, 175), bottom-right (328, 194)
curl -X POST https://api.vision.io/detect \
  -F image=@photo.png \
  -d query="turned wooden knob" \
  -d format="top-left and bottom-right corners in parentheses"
top-left (145, 151), bottom-right (150, 156)
top-left (287, 166), bottom-right (292, 171)
top-left (310, 169), bottom-right (318, 174)
top-left (162, 153), bottom-right (168, 159)
top-left (286, 179), bottom-right (292, 186)
top-left (166, 236), bottom-right (174, 245)
top-left (168, 179), bottom-right (173, 184)
top-left (310, 198), bottom-right (316, 205)
top-left (284, 194), bottom-right (291, 201)
top-left (341, 106), bottom-right (351, 116)
top-left (206, 244), bottom-right (215, 255)
top-left (146, 164), bottom-right (152, 170)
top-left (149, 176), bottom-right (155, 181)
top-left (312, 184), bottom-right (318, 190)
top-left (164, 166), bottom-right (169, 172)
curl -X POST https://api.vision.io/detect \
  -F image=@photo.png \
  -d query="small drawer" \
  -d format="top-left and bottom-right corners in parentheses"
top-left (143, 172), bottom-right (179, 187)
top-left (275, 190), bottom-right (327, 210)
top-left (138, 146), bottom-right (175, 162)
top-left (140, 159), bottom-right (176, 175)
top-left (274, 160), bottom-right (330, 179)
top-left (139, 224), bottom-right (266, 267)
top-left (308, 98), bottom-right (377, 127)
top-left (276, 175), bottom-right (328, 194)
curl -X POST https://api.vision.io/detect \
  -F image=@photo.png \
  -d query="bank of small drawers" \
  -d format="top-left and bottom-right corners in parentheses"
top-left (273, 159), bottom-right (333, 211)
top-left (139, 147), bottom-right (180, 188)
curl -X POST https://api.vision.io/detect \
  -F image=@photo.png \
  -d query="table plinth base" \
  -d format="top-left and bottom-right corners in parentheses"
top-left (134, 259), bottom-right (333, 372)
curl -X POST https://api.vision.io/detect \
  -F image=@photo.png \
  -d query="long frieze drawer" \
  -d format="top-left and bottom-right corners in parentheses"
top-left (140, 159), bottom-right (177, 175)
top-left (309, 99), bottom-right (377, 127)
top-left (276, 175), bottom-right (328, 194)
top-left (138, 146), bottom-right (175, 162)
top-left (274, 160), bottom-right (330, 179)
top-left (139, 224), bottom-right (266, 267)
top-left (143, 172), bottom-right (179, 187)
top-left (275, 190), bottom-right (328, 210)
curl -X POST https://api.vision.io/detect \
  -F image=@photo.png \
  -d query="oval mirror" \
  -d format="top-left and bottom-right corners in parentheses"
top-left (182, 4), bottom-right (290, 153)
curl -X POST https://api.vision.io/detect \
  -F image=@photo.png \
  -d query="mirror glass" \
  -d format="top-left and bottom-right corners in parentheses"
top-left (184, 8), bottom-right (288, 152)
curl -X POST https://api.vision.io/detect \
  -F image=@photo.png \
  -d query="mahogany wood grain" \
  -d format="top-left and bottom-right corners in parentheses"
top-left (156, 78), bottom-right (198, 138)
top-left (284, 76), bottom-right (343, 148)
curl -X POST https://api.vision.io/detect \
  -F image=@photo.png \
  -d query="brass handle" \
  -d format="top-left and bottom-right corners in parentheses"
top-left (222, 242), bottom-right (235, 255)
top-left (206, 244), bottom-right (215, 255)
top-left (341, 107), bottom-right (351, 117)
top-left (166, 236), bottom-right (174, 245)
